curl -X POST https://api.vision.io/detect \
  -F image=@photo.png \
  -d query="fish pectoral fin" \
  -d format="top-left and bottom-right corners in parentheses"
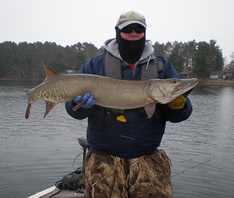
top-left (44, 101), bottom-right (57, 118)
top-left (144, 102), bottom-right (156, 119)
top-left (72, 101), bottom-right (87, 111)
top-left (25, 104), bottom-right (31, 119)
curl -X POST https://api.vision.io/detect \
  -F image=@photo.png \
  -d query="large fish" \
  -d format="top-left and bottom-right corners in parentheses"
top-left (25, 64), bottom-right (198, 119)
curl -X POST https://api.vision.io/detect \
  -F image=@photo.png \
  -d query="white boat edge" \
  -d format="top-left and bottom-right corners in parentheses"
top-left (28, 186), bottom-right (56, 198)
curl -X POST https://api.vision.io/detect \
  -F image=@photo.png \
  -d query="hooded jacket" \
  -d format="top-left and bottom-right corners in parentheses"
top-left (65, 39), bottom-right (193, 159)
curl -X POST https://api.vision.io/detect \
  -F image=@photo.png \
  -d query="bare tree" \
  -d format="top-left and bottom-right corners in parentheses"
top-left (230, 52), bottom-right (234, 61)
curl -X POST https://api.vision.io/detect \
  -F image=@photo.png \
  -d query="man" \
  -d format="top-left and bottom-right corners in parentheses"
top-left (66, 11), bottom-right (193, 198)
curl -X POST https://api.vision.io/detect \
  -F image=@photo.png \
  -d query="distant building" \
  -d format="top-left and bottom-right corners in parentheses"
top-left (179, 71), bottom-right (193, 78)
top-left (225, 69), bottom-right (234, 79)
top-left (210, 71), bottom-right (225, 79)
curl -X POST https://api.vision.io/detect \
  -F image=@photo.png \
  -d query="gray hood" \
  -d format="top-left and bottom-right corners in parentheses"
top-left (103, 39), bottom-right (155, 64)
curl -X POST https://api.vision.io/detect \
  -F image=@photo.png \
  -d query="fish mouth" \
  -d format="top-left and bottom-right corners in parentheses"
top-left (175, 86), bottom-right (184, 92)
top-left (176, 83), bottom-right (191, 92)
top-left (176, 79), bottom-right (198, 92)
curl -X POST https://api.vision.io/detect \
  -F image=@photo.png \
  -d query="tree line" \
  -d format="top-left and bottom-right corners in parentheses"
top-left (0, 39), bottom-right (223, 80)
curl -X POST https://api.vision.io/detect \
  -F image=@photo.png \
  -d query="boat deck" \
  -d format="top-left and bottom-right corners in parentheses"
top-left (29, 186), bottom-right (86, 198)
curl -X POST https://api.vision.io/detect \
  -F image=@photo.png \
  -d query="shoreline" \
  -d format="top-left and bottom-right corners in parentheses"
top-left (199, 79), bottom-right (234, 86)
top-left (0, 78), bottom-right (43, 82)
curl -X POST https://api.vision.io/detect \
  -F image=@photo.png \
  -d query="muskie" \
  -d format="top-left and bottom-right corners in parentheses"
top-left (25, 64), bottom-right (198, 119)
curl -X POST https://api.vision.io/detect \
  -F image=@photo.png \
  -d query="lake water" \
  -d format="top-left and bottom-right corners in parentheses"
top-left (0, 81), bottom-right (234, 198)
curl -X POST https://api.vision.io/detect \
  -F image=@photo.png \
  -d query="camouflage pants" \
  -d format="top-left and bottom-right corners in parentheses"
top-left (83, 150), bottom-right (173, 198)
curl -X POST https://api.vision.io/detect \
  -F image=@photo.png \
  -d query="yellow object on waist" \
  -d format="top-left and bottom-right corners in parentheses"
top-left (117, 115), bottom-right (126, 122)
top-left (168, 95), bottom-right (186, 109)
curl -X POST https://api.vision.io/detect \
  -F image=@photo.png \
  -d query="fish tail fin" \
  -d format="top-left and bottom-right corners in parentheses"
top-left (44, 101), bottom-right (57, 118)
top-left (25, 104), bottom-right (31, 119)
top-left (144, 102), bottom-right (156, 118)
top-left (24, 89), bottom-right (31, 119)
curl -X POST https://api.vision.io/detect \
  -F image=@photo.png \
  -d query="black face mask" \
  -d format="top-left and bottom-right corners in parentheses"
top-left (116, 28), bottom-right (146, 63)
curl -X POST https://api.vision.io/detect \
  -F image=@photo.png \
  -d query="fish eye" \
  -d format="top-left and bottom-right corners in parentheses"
top-left (173, 80), bottom-right (177, 83)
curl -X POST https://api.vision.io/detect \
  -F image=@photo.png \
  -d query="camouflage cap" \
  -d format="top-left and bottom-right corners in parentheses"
top-left (115, 11), bottom-right (147, 30)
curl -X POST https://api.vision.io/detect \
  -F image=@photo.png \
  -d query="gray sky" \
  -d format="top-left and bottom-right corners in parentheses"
top-left (1, 0), bottom-right (233, 63)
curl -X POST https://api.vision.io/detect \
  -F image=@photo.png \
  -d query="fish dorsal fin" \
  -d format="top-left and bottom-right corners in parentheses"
top-left (42, 63), bottom-right (58, 78)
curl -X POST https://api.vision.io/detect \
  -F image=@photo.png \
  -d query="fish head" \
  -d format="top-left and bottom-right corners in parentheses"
top-left (149, 78), bottom-right (199, 104)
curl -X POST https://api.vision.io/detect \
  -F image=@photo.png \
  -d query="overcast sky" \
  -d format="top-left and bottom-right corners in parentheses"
top-left (1, 0), bottom-right (233, 63)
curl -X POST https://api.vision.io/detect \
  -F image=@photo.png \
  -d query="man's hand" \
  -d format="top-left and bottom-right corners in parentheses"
top-left (168, 95), bottom-right (186, 110)
top-left (74, 93), bottom-right (95, 109)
